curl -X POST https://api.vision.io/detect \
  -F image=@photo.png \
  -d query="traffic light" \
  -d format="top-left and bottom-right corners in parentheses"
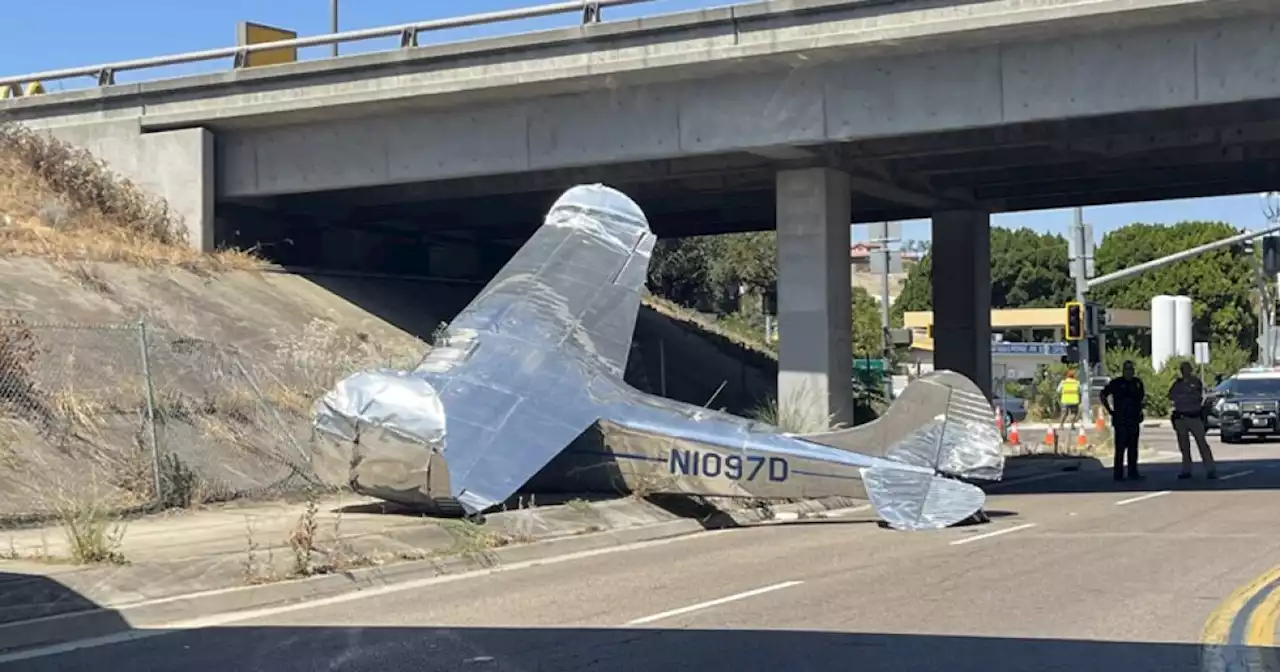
top-left (1265, 236), bottom-right (1280, 276)
top-left (1084, 302), bottom-right (1107, 335)
top-left (1087, 335), bottom-right (1101, 365)
top-left (1065, 301), bottom-right (1084, 340)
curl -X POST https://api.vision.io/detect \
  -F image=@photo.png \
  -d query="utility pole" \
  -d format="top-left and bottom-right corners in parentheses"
top-left (1068, 207), bottom-right (1093, 423)
top-left (870, 222), bottom-right (898, 401)
top-left (879, 228), bottom-right (893, 401)
top-left (1262, 192), bottom-right (1280, 365)
top-left (330, 0), bottom-right (340, 57)
top-left (1250, 237), bottom-right (1273, 367)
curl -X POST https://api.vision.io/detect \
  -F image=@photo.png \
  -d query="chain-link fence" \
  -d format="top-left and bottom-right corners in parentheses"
top-left (0, 318), bottom-right (328, 526)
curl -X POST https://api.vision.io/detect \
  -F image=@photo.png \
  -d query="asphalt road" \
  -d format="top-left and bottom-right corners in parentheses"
top-left (5, 438), bottom-right (1280, 672)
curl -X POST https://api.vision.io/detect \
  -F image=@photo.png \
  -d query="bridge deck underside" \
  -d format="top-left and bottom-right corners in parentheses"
top-left (223, 99), bottom-right (1280, 252)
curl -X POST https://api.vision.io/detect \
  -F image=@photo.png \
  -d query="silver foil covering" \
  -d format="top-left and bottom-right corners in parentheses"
top-left (311, 184), bottom-right (1005, 530)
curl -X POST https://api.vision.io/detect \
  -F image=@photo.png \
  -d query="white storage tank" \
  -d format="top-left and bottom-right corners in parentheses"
top-left (1151, 295), bottom-right (1176, 371)
top-left (1173, 295), bottom-right (1193, 359)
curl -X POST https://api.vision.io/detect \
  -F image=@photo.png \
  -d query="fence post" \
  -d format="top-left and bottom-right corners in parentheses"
top-left (137, 319), bottom-right (163, 505)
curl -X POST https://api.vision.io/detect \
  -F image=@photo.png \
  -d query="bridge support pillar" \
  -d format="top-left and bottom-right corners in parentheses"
top-left (775, 167), bottom-right (853, 431)
top-left (44, 123), bottom-right (215, 253)
top-left (931, 209), bottom-right (992, 401)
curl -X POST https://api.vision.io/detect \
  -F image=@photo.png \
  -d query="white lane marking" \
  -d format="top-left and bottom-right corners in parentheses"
top-left (625, 581), bottom-right (804, 626)
top-left (1219, 470), bottom-right (1256, 481)
top-left (1115, 490), bottom-right (1172, 506)
top-left (949, 523), bottom-right (1037, 546)
top-left (0, 528), bottom-right (739, 664)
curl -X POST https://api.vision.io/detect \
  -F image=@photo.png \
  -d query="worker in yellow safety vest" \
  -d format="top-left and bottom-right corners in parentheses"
top-left (1057, 369), bottom-right (1081, 432)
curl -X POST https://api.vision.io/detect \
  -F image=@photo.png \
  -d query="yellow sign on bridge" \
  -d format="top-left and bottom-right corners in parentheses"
top-left (236, 21), bottom-right (298, 69)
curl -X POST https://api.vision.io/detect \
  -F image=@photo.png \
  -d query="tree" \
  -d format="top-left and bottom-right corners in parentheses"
top-left (717, 232), bottom-right (777, 293)
top-left (892, 227), bottom-right (1073, 322)
top-left (892, 254), bottom-right (932, 324)
top-left (647, 232), bottom-right (778, 311)
top-left (1092, 221), bottom-right (1255, 354)
top-left (851, 287), bottom-right (884, 357)
top-left (646, 236), bottom-right (726, 311)
top-left (649, 232), bottom-right (885, 357)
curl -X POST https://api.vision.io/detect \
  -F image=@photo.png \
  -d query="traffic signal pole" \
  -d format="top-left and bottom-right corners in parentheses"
top-left (1085, 223), bottom-right (1280, 289)
top-left (1070, 209), bottom-right (1093, 423)
top-left (1072, 219), bottom-right (1280, 378)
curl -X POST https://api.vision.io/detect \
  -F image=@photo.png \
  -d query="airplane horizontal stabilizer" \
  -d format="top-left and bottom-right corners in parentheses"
top-left (860, 466), bottom-right (986, 531)
top-left (799, 370), bottom-right (1005, 482)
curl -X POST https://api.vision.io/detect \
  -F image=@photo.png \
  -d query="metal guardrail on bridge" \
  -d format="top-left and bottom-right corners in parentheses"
top-left (0, 0), bottom-right (656, 90)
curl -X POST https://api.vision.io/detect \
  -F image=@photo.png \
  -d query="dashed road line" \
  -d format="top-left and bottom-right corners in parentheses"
top-left (1219, 470), bottom-right (1256, 481)
top-left (0, 528), bottom-right (741, 664)
top-left (626, 581), bottom-right (804, 625)
top-left (949, 523), bottom-right (1037, 546)
top-left (1115, 491), bottom-right (1171, 506)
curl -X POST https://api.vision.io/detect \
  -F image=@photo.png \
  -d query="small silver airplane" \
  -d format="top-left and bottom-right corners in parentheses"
top-left (311, 184), bottom-right (1005, 531)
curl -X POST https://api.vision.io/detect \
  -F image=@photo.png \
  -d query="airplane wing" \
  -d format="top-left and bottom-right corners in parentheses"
top-left (413, 184), bottom-right (657, 512)
top-left (440, 183), bottom-right (656, 378)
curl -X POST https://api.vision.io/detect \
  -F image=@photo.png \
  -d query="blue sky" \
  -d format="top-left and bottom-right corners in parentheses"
top-left (2, 0), bottom-right (1274, 243)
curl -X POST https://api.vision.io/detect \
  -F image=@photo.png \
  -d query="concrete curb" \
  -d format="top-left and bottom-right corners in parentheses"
top-left (0, 494), bottom-right (859, 654)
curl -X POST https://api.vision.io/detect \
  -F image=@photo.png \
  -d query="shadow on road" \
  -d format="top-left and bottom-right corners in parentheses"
top-left (0, 570), bottom-right (130, 654)
top-left (6, 623), bottom-right (1275, 672)
top-left (991, 456), bottom-right (1280, 496)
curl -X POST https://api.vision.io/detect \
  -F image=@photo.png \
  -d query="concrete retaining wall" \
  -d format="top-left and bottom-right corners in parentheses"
top-left (44, 122), bottom-right (215, 252)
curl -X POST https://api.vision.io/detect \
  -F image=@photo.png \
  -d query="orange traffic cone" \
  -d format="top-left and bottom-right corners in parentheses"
top-left (1076, 427), bottom-right (1088, 447)
top-left (1008, 421), bottom-right (1020, 445)
top-left (1043, 426), bottom-right (1055, 448)
top-left (1094, 408), bottom-right (1106, 431)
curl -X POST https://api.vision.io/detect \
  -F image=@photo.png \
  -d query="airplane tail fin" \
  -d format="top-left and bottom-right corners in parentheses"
top-left (799, 370), bottom-right (1005, 482)
top-left (860, 466), bottom-right (987, 531)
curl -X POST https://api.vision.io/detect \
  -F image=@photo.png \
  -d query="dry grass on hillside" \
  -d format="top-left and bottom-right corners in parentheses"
top-left (0, 123), bottom-right (258, 272)
top-left (641, 292), bottom-right (776, 361)
top-left (0, 122), bottom-right (433, 523)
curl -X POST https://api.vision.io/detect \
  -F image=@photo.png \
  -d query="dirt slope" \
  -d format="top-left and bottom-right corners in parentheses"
top-left (0, 123), bottom-right (776, 522)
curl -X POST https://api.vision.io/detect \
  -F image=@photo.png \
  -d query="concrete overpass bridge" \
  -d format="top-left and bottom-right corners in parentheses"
top-left (3, 0), bottom-right (1280, 427)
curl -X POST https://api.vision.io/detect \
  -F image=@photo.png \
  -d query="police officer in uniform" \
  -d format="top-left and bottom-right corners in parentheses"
top-left (1101, 360), bottom-right (1146, 481)
top-left (1168, 361), bottom-right (1217, 480)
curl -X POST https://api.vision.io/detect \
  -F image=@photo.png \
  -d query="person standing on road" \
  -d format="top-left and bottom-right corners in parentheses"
top-left (1057, 369), bottom-right (1081, 433)
top-left (1168, 361), bottom-right (1217, 480)
top-left (1100, 360), bottom-right (1146, 481)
